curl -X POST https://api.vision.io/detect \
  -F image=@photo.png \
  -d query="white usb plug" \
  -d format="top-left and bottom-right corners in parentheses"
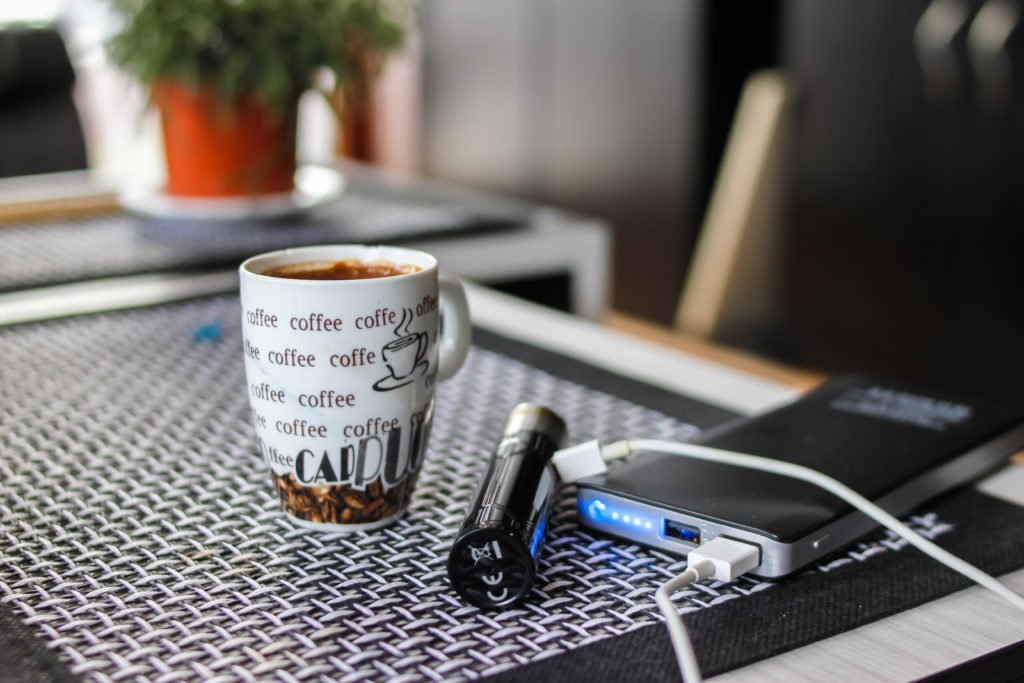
top-left (551, 439), bottom-right (607, 482)
top-left (687, 537), bottom-right (760, 581)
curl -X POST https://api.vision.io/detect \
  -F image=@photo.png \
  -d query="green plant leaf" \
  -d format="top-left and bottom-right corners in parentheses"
top-left (106, 0), bottom-right (407, 113)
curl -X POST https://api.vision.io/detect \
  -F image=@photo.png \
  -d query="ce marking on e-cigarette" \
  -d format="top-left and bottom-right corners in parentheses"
top-left (468, 540), bottom-right (509, 602)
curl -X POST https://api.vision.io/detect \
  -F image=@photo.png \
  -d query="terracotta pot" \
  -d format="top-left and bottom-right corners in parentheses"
top-left (153, 81), bottom-right (298, 197)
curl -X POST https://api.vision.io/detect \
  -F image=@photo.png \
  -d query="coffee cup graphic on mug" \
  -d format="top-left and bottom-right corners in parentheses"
top-left (239, 245), bottom-right (471, 531)
top-left (374, 309), bottom-right (428, 391)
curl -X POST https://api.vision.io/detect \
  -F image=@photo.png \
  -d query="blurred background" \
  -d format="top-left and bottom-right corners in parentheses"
top-left (3, 0), bottom-right (1023, 399)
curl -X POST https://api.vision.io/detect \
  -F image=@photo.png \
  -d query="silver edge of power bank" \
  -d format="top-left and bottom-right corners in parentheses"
top-left (575, 422), bottom-right (1024, 578)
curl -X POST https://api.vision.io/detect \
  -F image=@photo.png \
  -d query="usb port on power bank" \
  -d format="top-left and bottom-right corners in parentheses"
top-left (664, 519), bottom-right (701, 545)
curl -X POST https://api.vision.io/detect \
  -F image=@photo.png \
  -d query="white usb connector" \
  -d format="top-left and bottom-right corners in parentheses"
top-left (687, 537), bottom-right (760, 581)
top-left (551, 439), bottom-right (607, 482)
top-left (656, 537), bottom-right (761, 682)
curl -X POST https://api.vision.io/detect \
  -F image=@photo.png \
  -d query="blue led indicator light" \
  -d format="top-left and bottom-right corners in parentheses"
top-left (582, 496), bottom-right (661, 538)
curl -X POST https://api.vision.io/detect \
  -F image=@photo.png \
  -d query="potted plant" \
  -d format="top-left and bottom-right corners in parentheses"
top-left (107, 0), bottom-right (404, 198)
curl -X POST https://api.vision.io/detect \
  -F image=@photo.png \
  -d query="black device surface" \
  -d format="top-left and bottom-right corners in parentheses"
top-left (576, 375), bottom-right (1024, 577)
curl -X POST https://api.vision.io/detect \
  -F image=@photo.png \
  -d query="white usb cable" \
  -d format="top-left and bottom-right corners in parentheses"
top-left (553, 438), bottom-right (1024, 682)
top-left (654, 537), bottom-right (760, 682)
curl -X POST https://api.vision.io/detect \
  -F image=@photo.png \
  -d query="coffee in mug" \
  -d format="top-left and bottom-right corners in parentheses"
top-left (240, 245), bottom-right (471, 531)
top-left (264, 259), bottom-right (421, 280)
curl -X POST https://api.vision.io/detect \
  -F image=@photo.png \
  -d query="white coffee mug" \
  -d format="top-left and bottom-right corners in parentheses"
top-left (240, 245), bottom-right (471, 531)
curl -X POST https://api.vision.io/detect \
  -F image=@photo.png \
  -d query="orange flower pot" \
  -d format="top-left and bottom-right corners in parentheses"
top-left (153, 81), bottom-right (298, 197)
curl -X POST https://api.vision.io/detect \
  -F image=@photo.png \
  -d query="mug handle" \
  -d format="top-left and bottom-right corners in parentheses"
top-left (437, 275), bottom-right (471, 381)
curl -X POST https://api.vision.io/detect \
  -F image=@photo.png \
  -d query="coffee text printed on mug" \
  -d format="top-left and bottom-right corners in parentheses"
top-left (298, 390), bottom-right (356, 408)
top-left (259, 437), bottom-right (293, 468)
top-left (416, 295), bottom-right (438, 315)
top-left (355, 307), bottom-right (397, 330)
top-left (267, 347), bottom-right (316, 367)
top-left (344, 416), bottom-right (399, 437)
top-left (251, 382), bottom-right (285, 402)
top-left (329, 347), bottom-right (376, 367)
top-left (289, 312), bottom-right (343, 331)
top-left (246, 308), bottom-right (278, 327)
top-left (276, 418), bottom-right (327, 438)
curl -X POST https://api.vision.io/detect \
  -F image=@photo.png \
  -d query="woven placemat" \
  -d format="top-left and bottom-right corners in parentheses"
top-left (0, 294), bottom-right (727, 681)
top-left (2, 295), bottom-right (1021, 682)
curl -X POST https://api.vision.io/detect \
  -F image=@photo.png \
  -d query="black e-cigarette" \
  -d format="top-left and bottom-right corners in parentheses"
top-left (447, 403), bottom-right (567, 609)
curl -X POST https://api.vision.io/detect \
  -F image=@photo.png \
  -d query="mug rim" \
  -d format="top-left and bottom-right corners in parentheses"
top-left (240, 244), bottom-right (438, 285)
